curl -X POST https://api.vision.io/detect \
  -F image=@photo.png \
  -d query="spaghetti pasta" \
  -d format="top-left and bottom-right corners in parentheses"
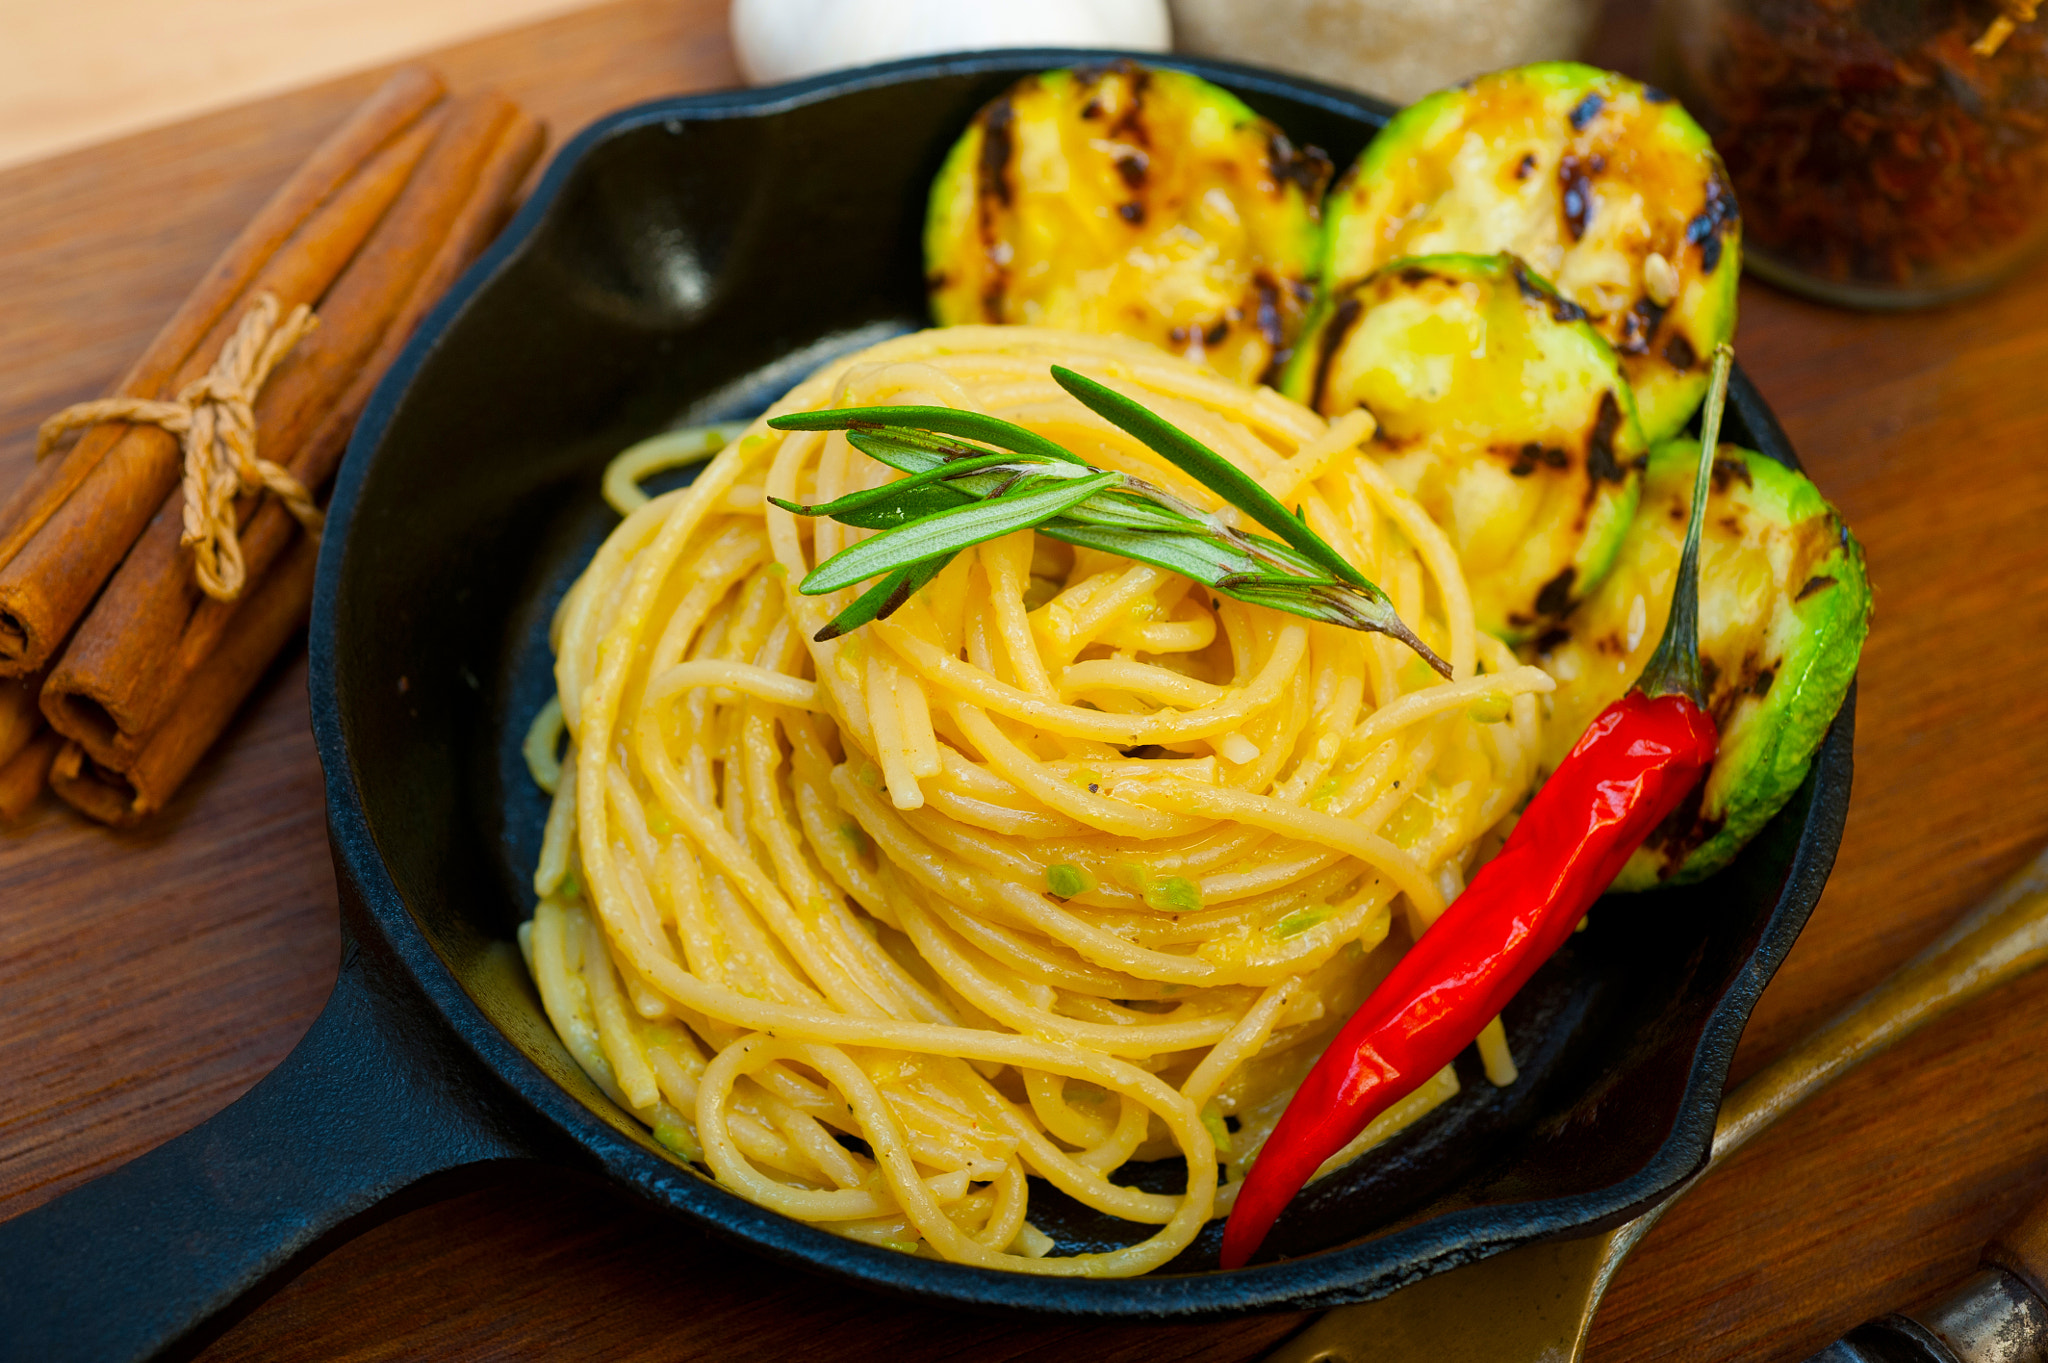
top-left (523, 327), bottom-right (1552, 1274)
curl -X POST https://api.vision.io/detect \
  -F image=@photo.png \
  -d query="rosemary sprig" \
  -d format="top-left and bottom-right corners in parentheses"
top-left (765, 371), bottom-right (1451, 676)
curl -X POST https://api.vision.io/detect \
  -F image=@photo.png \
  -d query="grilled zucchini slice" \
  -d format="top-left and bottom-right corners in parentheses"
top-left (925, 60), bottom-right (1330, 386)
top-left (1322, 62), bottom-right (1739, 443)
top-left (1281, 251), bottom-right (1645, 640)
top-left (1534, 440), bottom-right (1870, 888)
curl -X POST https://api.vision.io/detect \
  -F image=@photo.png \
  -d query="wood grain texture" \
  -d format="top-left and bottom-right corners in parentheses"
top-left (0, 0), bottom-right (605, 171)
top-left (1, 2), bottom-right (2046, 1360)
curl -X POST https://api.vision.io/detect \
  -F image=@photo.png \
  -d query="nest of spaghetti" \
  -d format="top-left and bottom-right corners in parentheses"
top-left (522, 327), bottom-right (1556, 1276)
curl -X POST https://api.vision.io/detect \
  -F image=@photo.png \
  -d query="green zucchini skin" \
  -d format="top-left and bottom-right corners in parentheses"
top-left (924, 60), bottom-right (1329, 387)
top-left (1280, 250), bottom-right (1645, 641)
top-left (1534, 441), bottom-right (1871, 888)
top-left (1321, 62), bottom-right (1740, 444)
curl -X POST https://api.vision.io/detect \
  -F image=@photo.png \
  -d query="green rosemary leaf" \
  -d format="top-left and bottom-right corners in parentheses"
top-left (1222, 580), bottom-right (1451, 676)
top-left (1055, 488), bottom-right (1206, 533)
top-left (1040, 523), bottom-right (1263, 583)
top-left (840, 432), bottom-right (1106, 508)
top-left (1049, 524), bottom-right (1375, 633)
top-left (792, 485), bottom-right (971, 531)
top-left (835, 431), bottom-right (1011, 480)
top-left (814, 553), bottom-right (958, 641)
top-left (1056, 506), bottom-right (1334, 580)
top-left (843, 428), bottom-right (992, 478)
top-left (765, 369), bottom-right (1445, 674)
top-left (800, 472), bottom-right (1120, 595)
top-left (1049, 365), bottom-right (1378, 594)
top-left (770, 405), bottom-right (1086, 466)
top-left (1210, 573), bottom-right (1348, 595)
top-left (767, 452), bottom-right (1026, 521)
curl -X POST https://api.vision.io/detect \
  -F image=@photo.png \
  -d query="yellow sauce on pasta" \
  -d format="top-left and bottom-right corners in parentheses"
top-left (522, 327), bottom-right (1550, 1274)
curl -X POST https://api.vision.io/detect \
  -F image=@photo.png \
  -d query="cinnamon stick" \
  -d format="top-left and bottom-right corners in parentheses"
top-left (0, 68), bottom-right (445, 563)
top-left (51, 533), bottom-right (318, 827)
top-left (0, 674), bottom-right (43, 770)
top-left (0, 74), bottom-right (450, 677)
top-left (0, 729), bottom-right (62, 823)
top-left (42, 95), bottom-right (539, 764)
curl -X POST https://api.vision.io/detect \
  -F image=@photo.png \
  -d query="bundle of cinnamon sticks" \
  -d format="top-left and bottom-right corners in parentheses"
top-left (0, 67), bottom-right (544, 826)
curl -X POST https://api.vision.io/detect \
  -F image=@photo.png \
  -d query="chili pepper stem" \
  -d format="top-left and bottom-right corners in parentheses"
top-left (1633, 345), bottom-right (1735, 708)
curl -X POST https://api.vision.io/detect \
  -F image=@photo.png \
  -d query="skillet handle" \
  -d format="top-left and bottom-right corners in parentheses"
top-left (0, 942), bottom-right (540, 1363)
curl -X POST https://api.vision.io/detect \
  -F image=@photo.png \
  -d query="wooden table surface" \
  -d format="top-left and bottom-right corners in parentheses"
top-left (5, 2), bottom-right (2048, 1359)
top-left (0, 0), bottom-right (604, 170)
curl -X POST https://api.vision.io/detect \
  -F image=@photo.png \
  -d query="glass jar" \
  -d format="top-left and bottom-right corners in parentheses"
top-left (1654, 0), bottom-right (2048, 307)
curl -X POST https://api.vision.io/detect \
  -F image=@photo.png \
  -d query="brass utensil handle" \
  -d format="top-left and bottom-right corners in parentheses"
top-left (1712, 843), bottom-right (2048, 1170)
top-left (1602, 844), bottom-right (2048, 1271)
top-left (1263, 845), bottom-right (2048, 1363)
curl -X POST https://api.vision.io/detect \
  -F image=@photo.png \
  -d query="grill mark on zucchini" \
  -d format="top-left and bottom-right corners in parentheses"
top-left (975, 96), bottom-right (1018, 317)
top-left (1662, 331), bottom-right (1697, 371)
top-left (1796, 573), bottom-right (1838, 601)
top-left (1308, 295), bottom-right (1363, 412)
top-left (1587, 391), bottom-right (1625, 482)
top-left (1708, 651), bottom-right (1776, 730)
top-left (1535, 567), bottom-right (1577, 618)
top-left (1711, 457), bottom-right (1753, 492)
top-left (1089, 59), bottom-right (1153, 146)
top-left (1617, 296), bottom-right (1666, 355)
top-left (1643, 775), bottom-right (1722, 865)
top-left (979, 97), bottom-right (1016, 209)
top-left (1510, 256), bottom-right (1588, 322)
top-left (1506, 442), bottom-right (1570, 476)
top-left (1559, 152), bottom-right (1603, 241)
top-left (1687, 170), bottom-right (1740, 274)
top-left (1250, 273), bottom-right (1283, 381)
top-left (1263, 278), bottom-right (1315, 384)
top-left (1266, 130), bottom-right (1332, 200)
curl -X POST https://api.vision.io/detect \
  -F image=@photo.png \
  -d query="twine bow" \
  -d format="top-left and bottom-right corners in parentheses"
top-left (37, 292), bottom-right (323, 603)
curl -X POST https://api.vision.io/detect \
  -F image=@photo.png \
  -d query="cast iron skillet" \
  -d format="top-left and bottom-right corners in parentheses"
top-left (0, 50), bottom-right (1852, 1362)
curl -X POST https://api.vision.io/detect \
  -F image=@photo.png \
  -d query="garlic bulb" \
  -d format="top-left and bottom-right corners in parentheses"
top-left (731, 0), bottom-right (1173, 86)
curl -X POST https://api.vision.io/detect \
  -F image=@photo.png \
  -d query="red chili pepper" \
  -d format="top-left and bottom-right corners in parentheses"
top-left (1218, 691), bottom-right (1715, 1266)
top-left (1218, 347), bottom-right (1736, 1270)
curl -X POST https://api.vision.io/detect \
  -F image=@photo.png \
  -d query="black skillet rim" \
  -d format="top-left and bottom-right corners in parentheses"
top-left (310, 48), bottom-right (1851, 1318)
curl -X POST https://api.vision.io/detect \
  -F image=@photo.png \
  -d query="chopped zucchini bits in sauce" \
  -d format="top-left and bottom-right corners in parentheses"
top-left (1321, 62), bottom-right (1740, 442)
top-left (1283, 251), bottom-right (1644, 641)
top-left (1534, 440), bottom-right (1870, 887)
top-left (926, 60), bottom-right (1331, 386)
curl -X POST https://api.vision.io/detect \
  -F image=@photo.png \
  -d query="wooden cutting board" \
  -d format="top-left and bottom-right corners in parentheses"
top-left (4, 2), bottom-right (2047, 1359)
